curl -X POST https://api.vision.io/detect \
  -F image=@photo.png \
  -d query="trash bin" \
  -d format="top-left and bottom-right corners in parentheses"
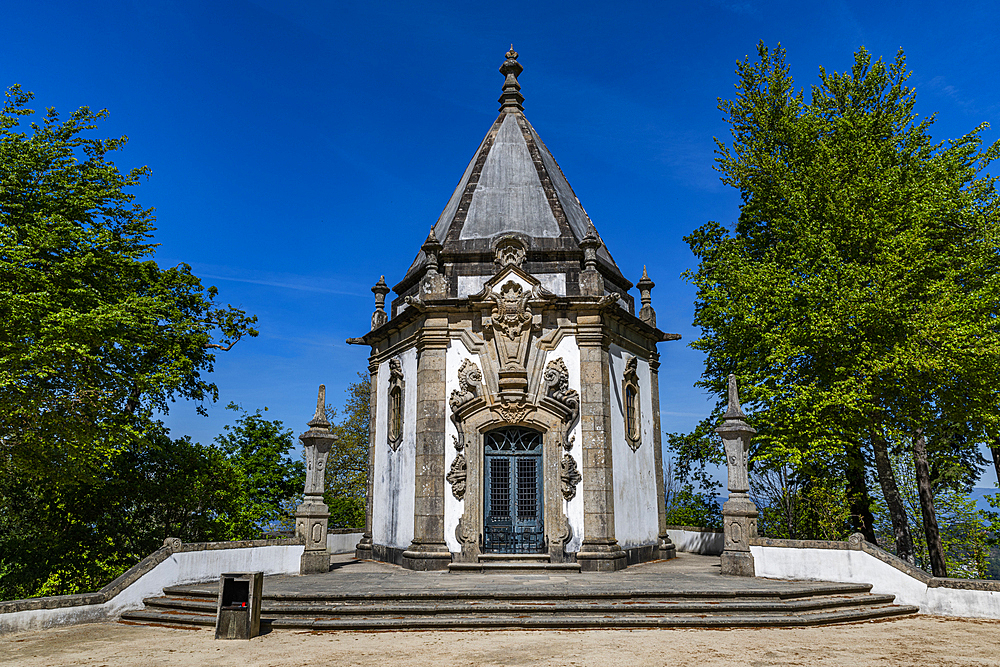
top-left (215, 571), bottom-right (263, 639)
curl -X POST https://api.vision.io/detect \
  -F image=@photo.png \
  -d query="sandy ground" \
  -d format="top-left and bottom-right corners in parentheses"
top-left (2, 617), bottom-right (999, 667)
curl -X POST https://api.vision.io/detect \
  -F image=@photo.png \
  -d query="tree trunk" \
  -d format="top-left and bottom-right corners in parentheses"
top-left (990, 437), bottom-right (1000, 488)
top-left (845, 442), bottom-right (878, 545)
top-left (913, 430), bottom-right (947, 577)
top-left (871, 427), bottom-right (915, 563)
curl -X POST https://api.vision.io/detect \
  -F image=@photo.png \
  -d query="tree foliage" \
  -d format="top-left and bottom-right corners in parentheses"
top-left (677, 43), bottom-right (1000, 555)
top-left (323, 373), bottom-right (370, 529)
top-left (0, 408), bottom-right (303, 600)
top-left (0, 85), bottom-right (258, 488)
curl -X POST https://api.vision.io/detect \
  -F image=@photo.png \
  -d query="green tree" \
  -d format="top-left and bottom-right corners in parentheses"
top-left (681, 44), bottom-right (1000, 564)
top-left (213, 404), bottom-right (305, 536)
top-left (0, 428), bottom-right (244, 599)
top-left (323, 374), bottom-right (370, 529)
top-left (0, 85), bottom-right (258, 490)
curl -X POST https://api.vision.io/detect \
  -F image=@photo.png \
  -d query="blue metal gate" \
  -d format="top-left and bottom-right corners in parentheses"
top-left (483, 427), bottom-right (544, 553)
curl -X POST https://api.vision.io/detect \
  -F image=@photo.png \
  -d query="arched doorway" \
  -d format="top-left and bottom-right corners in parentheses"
top-left (483, 426), bottom-right (544, 554)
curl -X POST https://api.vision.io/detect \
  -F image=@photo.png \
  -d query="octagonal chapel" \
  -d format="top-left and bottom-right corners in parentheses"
top-left (349, 49), bottom-right (680, 572)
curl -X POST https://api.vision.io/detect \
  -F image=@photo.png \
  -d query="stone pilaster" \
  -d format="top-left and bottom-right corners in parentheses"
top-left (574, 315), bottom-right (626, 571)
top-left (717, 375), bottom-right (758, 576)
top-left (649, 353), bottom-right (676, 560)
top-left (401, 319), bottom-right (453, 570)
top-left (355, 361), bottom-right (379, 560)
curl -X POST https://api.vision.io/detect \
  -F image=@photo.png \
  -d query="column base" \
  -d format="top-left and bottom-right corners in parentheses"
top-left (576, 541), bottom-right (627, 572)
top-left (720, 550), bottom-right (755, 576)
top-left (354, 534), bottom-right (373, 561)
top-left (400, 543), bottom-right (453, 571)
top-left (658, 535), bottom-right (677, 560)
top-left (299, 549), bottom-right (330, 575)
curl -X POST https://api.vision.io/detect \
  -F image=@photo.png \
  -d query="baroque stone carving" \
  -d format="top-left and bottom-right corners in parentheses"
top-left (447, 360), bottom-right (481, 500)
top-left (560, 453), bottom-right (582, 501)
top-left (387, 358), bottom-right (404, 451)
top-left (449, 359), bottom-right (482, 412)
top-left (446, 436), bottom-right (467, 500)
top-left (494, 235), bottom-right (527, 269)
top-left (622, 355), bottom-right (642, 452)
top-left (543, 358), bottom-right (579, 421)
top-left (496, 397), bottom-right (532, 423)
top-left (485, 280), bottom-right (537, 396)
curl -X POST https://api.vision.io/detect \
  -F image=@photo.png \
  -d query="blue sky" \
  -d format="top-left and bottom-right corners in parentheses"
top-left (3, 1), bottom-right (999, 489)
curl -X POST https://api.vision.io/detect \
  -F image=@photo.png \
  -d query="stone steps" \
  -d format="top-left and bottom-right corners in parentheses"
top-left (120, 585), bottom-right (918, 630)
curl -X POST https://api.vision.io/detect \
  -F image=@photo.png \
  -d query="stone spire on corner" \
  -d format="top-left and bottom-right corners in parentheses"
top-left (498, 45), bottom-right (524, 114)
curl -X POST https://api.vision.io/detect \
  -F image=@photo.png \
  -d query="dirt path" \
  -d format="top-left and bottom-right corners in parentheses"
top-left (2, 616), bottom-right (998, 666)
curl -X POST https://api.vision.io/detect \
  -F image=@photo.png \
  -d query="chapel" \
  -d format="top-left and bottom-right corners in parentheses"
top-left (350, 48), bottom-right (680, 571)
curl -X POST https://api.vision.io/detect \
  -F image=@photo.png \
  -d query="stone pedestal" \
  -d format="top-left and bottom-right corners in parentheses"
top-left (716, 375), bottom-right (758, 577)
top-left (296, 386), bottom-right (337, 575)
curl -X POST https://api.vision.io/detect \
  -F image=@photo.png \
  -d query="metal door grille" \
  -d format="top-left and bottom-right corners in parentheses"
top-left (517, 458), bottom-right (537, 519)
top-left (489, 458), bottom-right (510, 518)
top-left (483, 427), bottom-right (544, 554)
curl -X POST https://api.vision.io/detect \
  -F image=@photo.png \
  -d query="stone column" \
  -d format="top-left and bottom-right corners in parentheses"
top-left (296, 385), bottom-right (338, 574)
top-left (574, 314), bottom-right (626, 571)
top-left (649, 353), bottom-right (676, 560)
top-left (717, 375), bottom-right (758, 576)
top-left (401, 319), bottom-right (453, 570)
top-left (354, 360), bottom-right (379, 560)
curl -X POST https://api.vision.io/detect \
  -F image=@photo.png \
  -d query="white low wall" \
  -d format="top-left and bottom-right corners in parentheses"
top-left (0, 541), bottom-right (304, 635)
top-left (327, 532), bottom-right (363, 554)
top-left (666, 526), bottom-right (724, 555)
top-left (752, 540), bottom-right (1000, 619)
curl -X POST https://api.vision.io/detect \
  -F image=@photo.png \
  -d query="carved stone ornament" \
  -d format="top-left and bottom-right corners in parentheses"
top-left (494, 236), bottom-right (527, 269)
top-left (449, 359), bottom-right (482, 413)
top-left (496, 397), bottom-right (532, 424)
top-left (622, 355), bottom-right (642, 452)
top-left (387, 358), bottom-right (404, 450)
top-left (447, 449), bottom-right (467, 500)
top-left (490, 280), bottom-right (533, 344)
top-left (560, 453), bottom-right (582, 500)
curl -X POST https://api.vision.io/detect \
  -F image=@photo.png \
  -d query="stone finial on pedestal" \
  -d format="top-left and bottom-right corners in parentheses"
top-left (579, 227), bottom-right (603, 296)
top-left (296, 385), bottom-right (338, 574)
top-left (419, 229), bottom-right (447, 299)
top-left (371, 276), bottom-right (390, 330)
top-left (498, 45), bottom-right (525, 113)
top-left (636, 266), bottom-right (656, 327)
top-left (716, 375), bottom-right (758, 576)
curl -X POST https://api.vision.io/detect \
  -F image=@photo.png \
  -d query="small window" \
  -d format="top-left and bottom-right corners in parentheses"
top-left (622, 355), bottom-right (642, 451)
top-left (388, 386), bottom-right (402, 442)
top-left (625, 385), bottom-right (639, 442)
top-left (387, 357), bottom-right (404, 450)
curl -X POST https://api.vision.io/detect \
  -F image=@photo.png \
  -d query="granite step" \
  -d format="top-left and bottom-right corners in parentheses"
top-left (120, 601), bottom-right (918, 630)
top-left (121, 585), bottom-right (918, 630)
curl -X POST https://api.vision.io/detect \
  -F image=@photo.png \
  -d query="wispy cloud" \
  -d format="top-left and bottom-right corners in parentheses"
top-left (199, 272), bottom-right (367, 297)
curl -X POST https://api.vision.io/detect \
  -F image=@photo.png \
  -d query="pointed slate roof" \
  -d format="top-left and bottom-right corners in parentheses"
top-left (394, 48), bottom-right (629, 297)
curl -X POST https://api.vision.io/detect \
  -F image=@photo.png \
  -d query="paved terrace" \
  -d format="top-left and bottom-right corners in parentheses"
top-left (167, 552), bottom-right (858, 598)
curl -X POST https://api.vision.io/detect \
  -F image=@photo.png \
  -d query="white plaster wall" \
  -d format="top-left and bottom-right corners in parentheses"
top-left (546, 334), bottom-right (584, 553)
top-left (443, 338), bottom-right (479, 553)
top-left (327, 532), bottom-right (364, 554)
top-left (608, 344), bottom-right (659, 549)
top-left (0, 545), bottom-right (303, 635)
top-left (667, 528), bottom-right (724, 555)
top-left (372, 348), bottom-right (417, 550)
top-left (751, 545), bottom-right (1000, 619)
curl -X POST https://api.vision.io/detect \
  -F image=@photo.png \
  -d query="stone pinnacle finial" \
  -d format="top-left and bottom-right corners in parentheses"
top-left (636, 265), bottom-right (656, 327)
top-left (498, 46), bottom-right (524, 113)
top-left (308, 384), bottom-right (330, 429)
top-left (723, 374), bottom-right (747, 420)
